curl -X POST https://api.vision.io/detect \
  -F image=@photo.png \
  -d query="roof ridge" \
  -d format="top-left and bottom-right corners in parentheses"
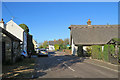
top-left (69, 25), bottom-right (119, 29)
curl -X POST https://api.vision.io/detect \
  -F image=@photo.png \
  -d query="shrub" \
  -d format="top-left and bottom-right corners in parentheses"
top-left (91, 45), bottom-right (102, 59)
top-left (54, 44), bottom-right (59, 51)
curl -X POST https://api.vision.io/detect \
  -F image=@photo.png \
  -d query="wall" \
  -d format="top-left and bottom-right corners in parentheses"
top-left (49, 45), bottom-right (55, 51)
top-left (72, 38), bottom-right (78, 56)
top-left (6, 20), bottom-right (24, 41)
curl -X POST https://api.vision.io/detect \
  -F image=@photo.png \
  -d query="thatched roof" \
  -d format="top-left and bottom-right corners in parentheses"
top-left (69, 25), bottom-right (119, 46)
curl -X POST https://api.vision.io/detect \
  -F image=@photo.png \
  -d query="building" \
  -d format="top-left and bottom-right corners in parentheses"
top-left (48, 41), bottom-right (55, 51)
top-left (0, 19), bottom-right (22, 63)
top-left (69, 19), bottom-right (119, 56)
top-left (5, 20), bottom-right (27, 53)
top-left (32, 39), bottom-right (37, 49)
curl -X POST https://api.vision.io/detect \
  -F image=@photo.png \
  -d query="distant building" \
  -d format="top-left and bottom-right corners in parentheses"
top-left (48, 41), bottom-right (55, 51)
top-left (32, 39), bottom-right (37, 49)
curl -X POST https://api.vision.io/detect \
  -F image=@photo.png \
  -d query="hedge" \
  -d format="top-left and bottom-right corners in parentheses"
top-left (91, 45), bottom-right (102, 60)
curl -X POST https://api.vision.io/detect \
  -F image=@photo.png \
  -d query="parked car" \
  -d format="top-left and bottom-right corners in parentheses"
top-left (38, 49), bottom-right (48, 57)
top-left (21, 51), bottom-right (28, 58)
top-left (35, 48), bottom-right (40, 53)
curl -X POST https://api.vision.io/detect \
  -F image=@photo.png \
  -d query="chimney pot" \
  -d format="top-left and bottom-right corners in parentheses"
top-left (87, 19), bottom-right (91, 26)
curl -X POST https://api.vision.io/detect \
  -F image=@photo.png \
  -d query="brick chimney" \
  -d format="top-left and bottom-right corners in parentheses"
top-left (0, 18), bottom-right (5, 28)
top-left (87, 19), bottom-right (91, 26)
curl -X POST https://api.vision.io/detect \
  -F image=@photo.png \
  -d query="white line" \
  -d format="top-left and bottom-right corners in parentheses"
top-left (63, 63), bottom-right (75, 72)
top-left (85, 61), bottom-right (119, 72)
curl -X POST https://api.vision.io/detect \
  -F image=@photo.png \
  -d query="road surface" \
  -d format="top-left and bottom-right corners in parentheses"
top-left (33, 51), bottom-right (118, 78)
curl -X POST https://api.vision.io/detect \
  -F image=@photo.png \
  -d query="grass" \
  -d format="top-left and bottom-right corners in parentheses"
top-left (2, 58), bottom-right (36, 78)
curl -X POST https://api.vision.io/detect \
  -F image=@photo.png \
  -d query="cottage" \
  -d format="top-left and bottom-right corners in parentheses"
top-left (0, 19), bottom-right (28, 63)
top-left (69, 19), bottom-right (119, 56)
top-left (0, 19), bottom-right (22, 63)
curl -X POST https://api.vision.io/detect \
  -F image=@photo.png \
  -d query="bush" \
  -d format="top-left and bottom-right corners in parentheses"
top-left (86, 46), bottom-right (92, 57)
top-left (91, 45), bottom-right (102, 60)
top-left (103, 45), bottom-right (109, 62)
top-left (54, 44), bottom-right (59, 51)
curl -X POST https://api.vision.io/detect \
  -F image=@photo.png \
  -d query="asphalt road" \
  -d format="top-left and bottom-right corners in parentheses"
top-left (33, 51), bottom-right (118, 78)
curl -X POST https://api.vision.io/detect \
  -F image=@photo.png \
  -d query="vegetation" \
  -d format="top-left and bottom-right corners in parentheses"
top-left (54, 44), bottom-right (60, 51)
top-left (19, 23), bottom-right (35, 55)
top-left (38, 38), bottom-right (70, 50)
top-left (86, 46), bottom-right (92, 57)
top-left (19, 24), bottom-right (29, 33)
top-left (42, 41), bottom-right (48, 49)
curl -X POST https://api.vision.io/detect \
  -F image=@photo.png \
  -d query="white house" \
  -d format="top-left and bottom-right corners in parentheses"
top-left (48, 41), bottom-right (55, 51)
top-left (49, 45), bottom-right (55, 51)
top-left (6, 20), bottom-right (27, 53)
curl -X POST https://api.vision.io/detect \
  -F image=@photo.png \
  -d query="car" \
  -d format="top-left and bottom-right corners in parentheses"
top-left (21, 51), bottom-right (28, 58)
top-left (38, 49), bottom-right (48, 57)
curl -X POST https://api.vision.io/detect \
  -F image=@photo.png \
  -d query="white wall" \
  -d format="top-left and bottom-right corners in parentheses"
top-left (49, 45), bottom-right (55, 51)
top-left (6, 20), bottom-right (24, 41)
top-left (0, 23), bottom-right (4, 28)
top-left (72, 38), bottom-right (78, 55)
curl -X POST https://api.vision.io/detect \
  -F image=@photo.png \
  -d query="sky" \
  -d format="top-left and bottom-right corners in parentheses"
top-left (2, 2), bottom-right (118, 43)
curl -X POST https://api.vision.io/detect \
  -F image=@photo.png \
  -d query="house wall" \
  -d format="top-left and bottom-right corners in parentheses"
top-left (4, 34), bottom-right (12, 62)
top-left (2, 33), bottom-right (21, 63)
top-left (12, 41), bottom-right (21, 63)
top-left (6, 20), bottom-right (24, 41)
top-left (72, 38), bottom-right (78, 56)
top-left (49, 45), bottom-right (55, 51)
top-left (32, 39), bottom-right (37, 49)
top-left (0, 23), bottom-right (4, 28)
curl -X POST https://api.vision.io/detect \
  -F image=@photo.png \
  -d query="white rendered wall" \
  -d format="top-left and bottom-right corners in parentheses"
top-left (6, 20), bottom-right (24, 41)
top-left (72, 38), bottom-right (78, 55)
top-left (49, 45), bottom-right (55, 51)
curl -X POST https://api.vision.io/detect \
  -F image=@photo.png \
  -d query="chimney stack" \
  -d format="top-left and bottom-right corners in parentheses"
top-left (87, 19), bottom-right (91, 26)
top-left (0, 18), bottom-right (5, 28)
top-left (0, 18), bottom-right (4, 23)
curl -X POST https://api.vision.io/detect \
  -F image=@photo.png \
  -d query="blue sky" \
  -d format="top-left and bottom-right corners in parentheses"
top-left (2, 2), bottom-right (118, 43)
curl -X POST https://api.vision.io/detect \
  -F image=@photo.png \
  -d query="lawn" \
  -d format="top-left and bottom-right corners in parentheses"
top-left (2, 58), bottom-right (36, 78)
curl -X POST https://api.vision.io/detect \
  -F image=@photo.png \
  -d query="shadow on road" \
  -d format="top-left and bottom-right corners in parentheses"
top-left (48, 51), bottom-right (56, 54)
top-left (34, 52), bottom-right (88, 78)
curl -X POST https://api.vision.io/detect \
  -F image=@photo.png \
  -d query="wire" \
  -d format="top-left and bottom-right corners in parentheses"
top-left (2, 2), bottom-right (14, 18)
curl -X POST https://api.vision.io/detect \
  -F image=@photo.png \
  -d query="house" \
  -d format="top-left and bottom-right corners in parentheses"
top-left (69, 19), bottom-right (119, 56)
top-left (0, 19), bottom-right (22, 63)
top-left (32, 39), bottom-right (38, 49)
top-left (48, 41), bottom-right (55, 51)
top-left (5, 20), bottom-right (27, 54)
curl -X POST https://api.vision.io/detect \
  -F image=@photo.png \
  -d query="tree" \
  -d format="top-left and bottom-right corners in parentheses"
top-left (64, 38), bottom-right (69, 45)
top-left (19, 24), bottom-right (29, 33)
top-left (39, 45), bottom-right (43, 48)
top-left (43, 41), bottom-right (48, 48)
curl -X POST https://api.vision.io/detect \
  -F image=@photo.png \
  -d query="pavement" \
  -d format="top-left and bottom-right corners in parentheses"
top-left (32, 51), bottom-right (119, 78)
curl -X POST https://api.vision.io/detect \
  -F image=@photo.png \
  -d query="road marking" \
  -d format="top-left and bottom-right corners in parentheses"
top-left (85, 61), bottom-right (119, 72)
top-left (63, 63), bottom-right (75, 72)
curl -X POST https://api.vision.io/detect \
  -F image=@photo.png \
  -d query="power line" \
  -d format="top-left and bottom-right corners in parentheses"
top-left (2, 2), bottom-right (14, 20)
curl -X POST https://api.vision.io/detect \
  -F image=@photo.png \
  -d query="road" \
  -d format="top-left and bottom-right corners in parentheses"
top-left (33, 51), bottom-right (118, 78)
